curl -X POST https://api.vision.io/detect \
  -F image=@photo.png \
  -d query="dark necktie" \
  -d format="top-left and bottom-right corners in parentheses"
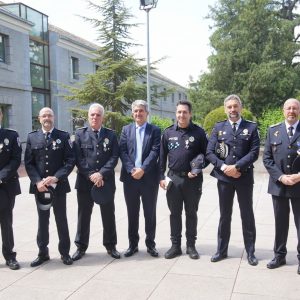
top-left (232, 122), bottom-right (237, 133)
top-left (94, 130), bottom-right (99, 139)
top-left (45, 132), bottom-right (50, 142)
top-left (288, 126), bottom-right (294, 139)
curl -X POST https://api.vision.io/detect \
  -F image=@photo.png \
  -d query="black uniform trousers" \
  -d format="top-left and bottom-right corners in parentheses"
top-left (272, 195), bottom-right (300, 261)
top-left (35, 193), bottom-right (70, 256)
top-left (0, 190), bottom-right (16, 261)
top-left (75, 191), bottom-right (117, 251)
top-left (166, 173), bottom-right (202, 246)
top-left (216, 180), bottom-right (256, 256)
top-left (123, 176), bottom-right (158, 248)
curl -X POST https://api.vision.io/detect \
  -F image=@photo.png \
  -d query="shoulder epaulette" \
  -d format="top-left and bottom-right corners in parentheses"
top-left (245, 119), bottom-right (256, 124)
top-left (76, 126), bottom-right (88, 131)
top-left (216, 119), bottom-right (227, 123)
top-left (270, 122), bottom-right (281, 128)
top-left (5, 128), bottom-right (17, 132)
top-left (28, 130), bottom-right (38, 134)
top-left (162, 124), bottom-right (174, 133)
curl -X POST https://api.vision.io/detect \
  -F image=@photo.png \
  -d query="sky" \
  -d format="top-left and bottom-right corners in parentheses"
top-left (2, 0), bottom-right (217, 87)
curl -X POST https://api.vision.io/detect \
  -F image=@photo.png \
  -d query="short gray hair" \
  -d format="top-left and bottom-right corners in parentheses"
top-left (224, 94), bottom-right (242, 106)
top-left (131, 100), bottom-right (149, 113)
top-left (88, 103), bottom-right (105, 115)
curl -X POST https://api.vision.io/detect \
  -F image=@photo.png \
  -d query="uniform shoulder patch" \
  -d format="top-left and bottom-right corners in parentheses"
top-left (270, 122), bottom-right (281, 128)
top-left (245, 120), bottom-right (256, 124)
top-left (28, 130), bottom-right (38, 134)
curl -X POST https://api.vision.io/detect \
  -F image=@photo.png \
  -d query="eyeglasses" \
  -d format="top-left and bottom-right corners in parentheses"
top-left (90, 113), bottom-right (102, 117)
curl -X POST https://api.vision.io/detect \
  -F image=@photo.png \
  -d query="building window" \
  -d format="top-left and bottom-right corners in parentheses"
top-left (178, 92), bottom-right (182, 100)
top-left (163, 88), bottom-right (167, 101)
top-left (172, 93), bottom-right (175, 103)
top-left (0, 34), bottom-right (7, 63)
top-left (71, 56), bottom-right (79, 80)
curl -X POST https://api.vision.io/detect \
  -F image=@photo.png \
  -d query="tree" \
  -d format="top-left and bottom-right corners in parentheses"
top-left (65, 0), bottom-right (146, 114)
top-left (189, 0), bottom-right (300, 122)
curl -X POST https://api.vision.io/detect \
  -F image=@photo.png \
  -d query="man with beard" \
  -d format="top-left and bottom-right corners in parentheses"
top-left (0, 107), bottom-right (22, 270)
top-left (160, 100), bottom-right (208, 259)
top-left (206, 94), bottom-right (260, 266)
top-left (263, 98), bottom-right (300, 275)
top-left (72, 103), bottom-right (120, 261)
top-left (25, 107), bottom-right (75, 267)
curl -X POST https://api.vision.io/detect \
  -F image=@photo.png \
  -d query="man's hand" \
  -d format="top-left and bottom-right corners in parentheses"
top-left (131, 168), bottom-right (145, 180)
top-left (281, 174), bottom-right (300, 185)
top-left (188, 172), bottom-right (197, 179)
top-left (223, 165), bottom-right (241, 178)
top-left (160, 180), bottom-right (166, 190)
top-left (90, 172), bottom-right (104, 187)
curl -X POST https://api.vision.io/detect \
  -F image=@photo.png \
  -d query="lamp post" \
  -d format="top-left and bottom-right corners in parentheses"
top-left (140, 0), bottom-right (158, 122)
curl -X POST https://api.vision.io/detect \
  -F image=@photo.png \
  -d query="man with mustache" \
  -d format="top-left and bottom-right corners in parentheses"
top-left (206, 94), bottom-right (260, 266)
top-left (0, 107), bottom-right (22, 270)
top-left (263, 98), bottom-right (300, 275)
top-left (72, 103), bottom-right (120, 260)
top-left (25, 107), bottom-right (75, 267)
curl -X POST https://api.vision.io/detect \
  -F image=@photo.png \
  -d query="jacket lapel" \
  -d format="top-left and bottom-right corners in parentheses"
top-left (236, 119), bottom-right (245, 136)
top-left (142, 123), bottom-right (151, 153)
top-left (291, 122), bottom-right (300, 144)
top-left (279, 122), bottom-right (290, 145)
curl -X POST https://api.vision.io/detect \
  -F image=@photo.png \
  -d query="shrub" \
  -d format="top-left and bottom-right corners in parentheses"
top-left (203, 106), bottom-right (255, 136)
top-left (258, 107), bottom-right (283, 142)
top-left (151, 115), bottom-right (173, 132)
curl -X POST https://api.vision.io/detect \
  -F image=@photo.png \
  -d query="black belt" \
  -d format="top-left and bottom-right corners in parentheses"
top-left (168, 170), bottom-right (189, 177)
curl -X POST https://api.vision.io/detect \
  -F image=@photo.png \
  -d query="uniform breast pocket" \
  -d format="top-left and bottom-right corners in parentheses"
top-left (270, 140), bottom-right (282, 154)
top-left (31, 143), bottom-right (44, 151)
top-left (81, 144), bottom-right (93, 155)
top-left (238, 134), bottom-right (251, 142)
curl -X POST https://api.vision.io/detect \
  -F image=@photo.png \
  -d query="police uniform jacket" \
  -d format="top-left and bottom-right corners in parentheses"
top-left (263, 121), bottom-right (300, 197)
top-left (24, 128), bottom-right (75, 194)
top-left (159, 122), bottom-right (208, 180)
top-left (206, 119), bottom-right (260, 184)
top-left (0, 128), bottom-right (21, 199)
top-left (74, 126), bottom-right (119, 192)
top-left (119, 122), bottom-right (161, 183)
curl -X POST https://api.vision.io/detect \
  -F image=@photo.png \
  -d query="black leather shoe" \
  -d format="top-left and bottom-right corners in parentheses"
top-left (124, 246), bottom-right (138, 257)
top-left (107, 248), bottom-right (121, 259)
top-left (147, 247), bottom-right (159, 257)
top-left (30, 255), bottom-right (50, 267)
top-left (247, 254), bottom-right (258, 266)
top-left (6, 259), bottom-right (20, 270)
top-left (298, 264), bottom-right (300, 275)
top-left (267, 257), bottom-right (286, 269)
top-left (72, 249), bottom-right (86, 261)
top-left (211, 253), bottom-right (228, 262)
top-left (61, 254), bottom-right (73, 265)
top-left (186, 246), bottom-right (200, 259)
top-left (164, 245), bottom-right (182, 259)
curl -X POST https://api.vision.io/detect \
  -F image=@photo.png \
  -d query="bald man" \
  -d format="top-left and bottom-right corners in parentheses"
top-left (25, 107), bottom-right (75, 267)
top-left (263, 98), bottom-right (300, 275)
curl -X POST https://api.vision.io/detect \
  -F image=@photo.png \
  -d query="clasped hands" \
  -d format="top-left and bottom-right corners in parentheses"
top-left (280, 174), bottom-right (300, 186)
top-left (223, 165), bottom-right (241, 178)
top-left (131, 168), bottom-right (145, 180)
top-left (37, 176), bottom-right (58, 192)
top-left (90, 172), bottom-right (104, 187)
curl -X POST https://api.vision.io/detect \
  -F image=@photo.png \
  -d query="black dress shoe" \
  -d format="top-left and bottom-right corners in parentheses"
top-left (61, 254), bottom-right (73, 265)
top-left (186, 246), bottom-right (200, 259)
top-left (164, 245), bottom-right (182, 259)
top-left (247, 254), bottom-right (258, 266)
top-left (267, 257), bottom-right (286, 269)
top-left (124, 246), bottom-right (138, 257)
top-left (107, 248), bottom-right (121, 259)
top-left (147, 247), bottom-right (159, 257)
top-left (72, 249), bottom-right (86, 261)
top-left (6, 259), bottom-right (20, 270)
top-left (30, 255), bottom-right (50, 267)
top-left (211, 253), bottom-right (228, 262)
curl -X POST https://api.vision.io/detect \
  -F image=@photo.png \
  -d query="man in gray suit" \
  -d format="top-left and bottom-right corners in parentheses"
top-left (263, 98), bottom-right (300, 275)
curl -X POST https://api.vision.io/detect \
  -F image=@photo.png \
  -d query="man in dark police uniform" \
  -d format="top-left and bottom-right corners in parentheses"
top-left (119, 100), bottom-right (161, 257)
top-left (25, 107), bottom-right (75, 267)
top-left (263, 98), bottom-right (300, 275)
top-left (160, 100), bottom-right (208, 260)
top-left (206, 94), bottom-right (260, 266)
top-left (0, 107), bottom-right (21, 270)
top-left (72, 103), bottom-right (120, 261)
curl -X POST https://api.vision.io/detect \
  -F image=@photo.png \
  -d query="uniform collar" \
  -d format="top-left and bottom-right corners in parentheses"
top-left (228, 118), bottom-right (242, 127)
top-left (175, 122), bottom-right (194, 131)
top-left (285, 120), bottom-right (299, 130)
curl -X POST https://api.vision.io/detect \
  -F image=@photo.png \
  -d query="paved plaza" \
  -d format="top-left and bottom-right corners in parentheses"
top-left (0, 158), bottom-right (299, 299)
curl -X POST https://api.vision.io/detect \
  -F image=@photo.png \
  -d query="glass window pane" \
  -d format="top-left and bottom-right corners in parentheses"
top-left (0, 35), bottom-right (5, 62)
top-left (44, 67), bottom-right (50, 89)
top-left (32, 92), bottom-right (45, 130)
top-left (26, 8), bottom-right (43, 39)
top-left (44, 45), bottom-right (49, 66)
top-left (31, 64), bottom-right (45, 88)
top-left (43, 15), bottom-right (48, 42)
top-left (20, 4), bottom-right (26, 19)
top-left (29, 41), bottom-right (44, 65)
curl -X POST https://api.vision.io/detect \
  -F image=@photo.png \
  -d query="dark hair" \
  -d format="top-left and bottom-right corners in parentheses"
top-left (176, 100), bottom-right (192, 112)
